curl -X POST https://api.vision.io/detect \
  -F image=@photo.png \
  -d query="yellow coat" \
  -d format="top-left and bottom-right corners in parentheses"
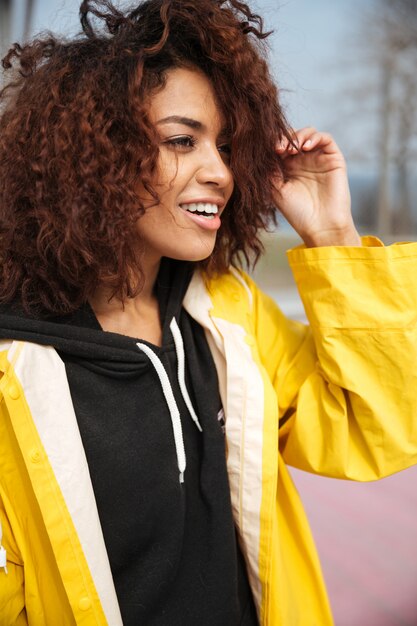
top-left (1, 237), bottom-right (417, 625)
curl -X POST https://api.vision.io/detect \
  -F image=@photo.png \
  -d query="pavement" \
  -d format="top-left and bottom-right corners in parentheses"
top-left (292, 466), bottom-right (417, 626)
top-left (271, 286), bottom-right (417, 626)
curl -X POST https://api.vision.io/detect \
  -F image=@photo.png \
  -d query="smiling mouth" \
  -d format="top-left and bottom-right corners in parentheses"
top-left (179, 202), bottom-right (219, 220)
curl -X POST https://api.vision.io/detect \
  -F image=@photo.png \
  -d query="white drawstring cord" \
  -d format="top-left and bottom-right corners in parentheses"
top-left (136, 342), bottom-right (186, 483)
top-left (0, 519), bottom-right (8, 574)
top-left (169, 318), bottom-right (203, 433)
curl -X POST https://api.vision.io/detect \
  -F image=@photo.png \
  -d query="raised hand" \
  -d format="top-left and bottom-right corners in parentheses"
top-left (273, 128), bottom-right (361, 247)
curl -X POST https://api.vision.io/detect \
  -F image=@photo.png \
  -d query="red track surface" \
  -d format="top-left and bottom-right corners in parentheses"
top-left (291, 465), bottom-right (417, 626)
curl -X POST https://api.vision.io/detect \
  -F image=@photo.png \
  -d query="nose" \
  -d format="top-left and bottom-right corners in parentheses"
top-left (195, 142), bottom-right (233, 190)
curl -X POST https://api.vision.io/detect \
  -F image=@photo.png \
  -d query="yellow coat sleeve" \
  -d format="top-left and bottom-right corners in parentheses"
top-left (253, 237), bottom-right (417, 480)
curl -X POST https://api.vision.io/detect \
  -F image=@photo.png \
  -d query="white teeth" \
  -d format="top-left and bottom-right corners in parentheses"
top-left (181, 202), bottom-right (218, 214)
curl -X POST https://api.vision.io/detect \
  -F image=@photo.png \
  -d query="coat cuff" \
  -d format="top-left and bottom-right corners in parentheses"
top-left (286, 237), bottom-right (417, 328)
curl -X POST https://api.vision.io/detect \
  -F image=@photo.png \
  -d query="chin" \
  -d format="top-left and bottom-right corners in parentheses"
top-left (175, 250), bottom-right (214, 263)
top-left (167, 240), bottom-right (216, 263)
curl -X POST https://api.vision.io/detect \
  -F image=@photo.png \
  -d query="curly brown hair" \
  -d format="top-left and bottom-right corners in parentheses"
top-left (0, 0), bottom-right (291, 316)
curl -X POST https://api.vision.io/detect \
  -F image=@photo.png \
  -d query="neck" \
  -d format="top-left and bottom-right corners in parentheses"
top-left (89, 256), bottom-right (163, 345)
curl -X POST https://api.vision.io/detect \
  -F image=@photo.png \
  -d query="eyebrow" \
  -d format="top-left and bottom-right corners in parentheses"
top-left (156, 115), bottom-right (231, 139)
top-left (156, 115), bottom-right (203, 130)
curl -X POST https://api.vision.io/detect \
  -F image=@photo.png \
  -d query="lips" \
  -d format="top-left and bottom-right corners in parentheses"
top-left (178, 201), bottom-right (223, 231)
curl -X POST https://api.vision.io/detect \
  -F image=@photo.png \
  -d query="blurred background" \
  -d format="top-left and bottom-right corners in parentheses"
top-left (1, 1), bottom-right (417, 624)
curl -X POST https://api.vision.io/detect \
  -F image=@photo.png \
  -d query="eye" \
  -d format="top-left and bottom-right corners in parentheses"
top-left (218, 143), bottom-right (231, 161)
top-left (163, 135), bottom-right (196, 149)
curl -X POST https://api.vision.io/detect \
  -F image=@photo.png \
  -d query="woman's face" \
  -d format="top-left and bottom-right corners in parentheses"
top-left (137, 67), bottom-right (234, 266)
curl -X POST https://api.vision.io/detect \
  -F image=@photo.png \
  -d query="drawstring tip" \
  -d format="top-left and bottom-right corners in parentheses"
top-left (196, 422), bottom-right (203, 433)
top-left (0, 546), bottom-right (7, 575)
top-left (179, 471), bottom-right (184, 484)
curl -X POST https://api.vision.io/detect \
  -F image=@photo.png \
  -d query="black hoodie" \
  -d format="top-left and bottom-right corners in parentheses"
top-left (0, 259), bottom-right (258, 625)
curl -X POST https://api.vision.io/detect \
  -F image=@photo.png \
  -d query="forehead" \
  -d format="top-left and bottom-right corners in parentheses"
top-left (147, 67), bottom-right (226, 131)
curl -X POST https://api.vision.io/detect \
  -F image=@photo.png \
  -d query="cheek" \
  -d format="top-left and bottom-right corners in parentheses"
top-left (137, 204), bottom-right (174, 233)
top-left (154, 152), bottom-right (182, 195)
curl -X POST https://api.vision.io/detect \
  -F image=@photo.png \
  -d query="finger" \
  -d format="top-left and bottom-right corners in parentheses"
top-left (275, 137), bottom-right (291, 153)
top-left (284, 131), bottom-right (341, 160)
top-left (290, 127), bottom-right (317, 151)
top-left (299, 131), bottom-right (339, 154)
top-left (276, 127), bottom-right (318, 156)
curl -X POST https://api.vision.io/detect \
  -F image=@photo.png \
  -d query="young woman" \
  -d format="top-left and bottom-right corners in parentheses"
top-left (0, 1), bottom-right (416, 625)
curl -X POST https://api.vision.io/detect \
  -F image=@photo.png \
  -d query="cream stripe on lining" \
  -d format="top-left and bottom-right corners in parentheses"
top-left (184, 272), bottom-right (265, 612)
top-left (11, 342), bottom-right (123, 626)
top-left (212, 318), bottom-right (264, 608)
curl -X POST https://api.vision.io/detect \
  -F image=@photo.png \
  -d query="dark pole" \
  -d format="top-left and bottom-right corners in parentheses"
top-left (0, 0), bottom-right (12, 55)
top-left (23, 0), bottom-right (35, 41)
top-left (377, 57), bottom-right (393, 237)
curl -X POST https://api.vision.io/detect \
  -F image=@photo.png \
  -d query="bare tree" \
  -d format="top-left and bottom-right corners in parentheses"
top-left (372, 0), bottom-right (417, 236)
top-left (330, 0), bottom-right (417, 236)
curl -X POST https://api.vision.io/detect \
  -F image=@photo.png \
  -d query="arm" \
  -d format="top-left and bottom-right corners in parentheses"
top-left (250, 246), bottom-right (417, 480)
top-left (253, 130), bottom-right (417, 479)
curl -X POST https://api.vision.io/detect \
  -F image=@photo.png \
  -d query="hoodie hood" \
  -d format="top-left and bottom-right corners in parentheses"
top-left (0, 257), bottom-right (203, 484)
top-left (0, 258), bottom-right (194, 374)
